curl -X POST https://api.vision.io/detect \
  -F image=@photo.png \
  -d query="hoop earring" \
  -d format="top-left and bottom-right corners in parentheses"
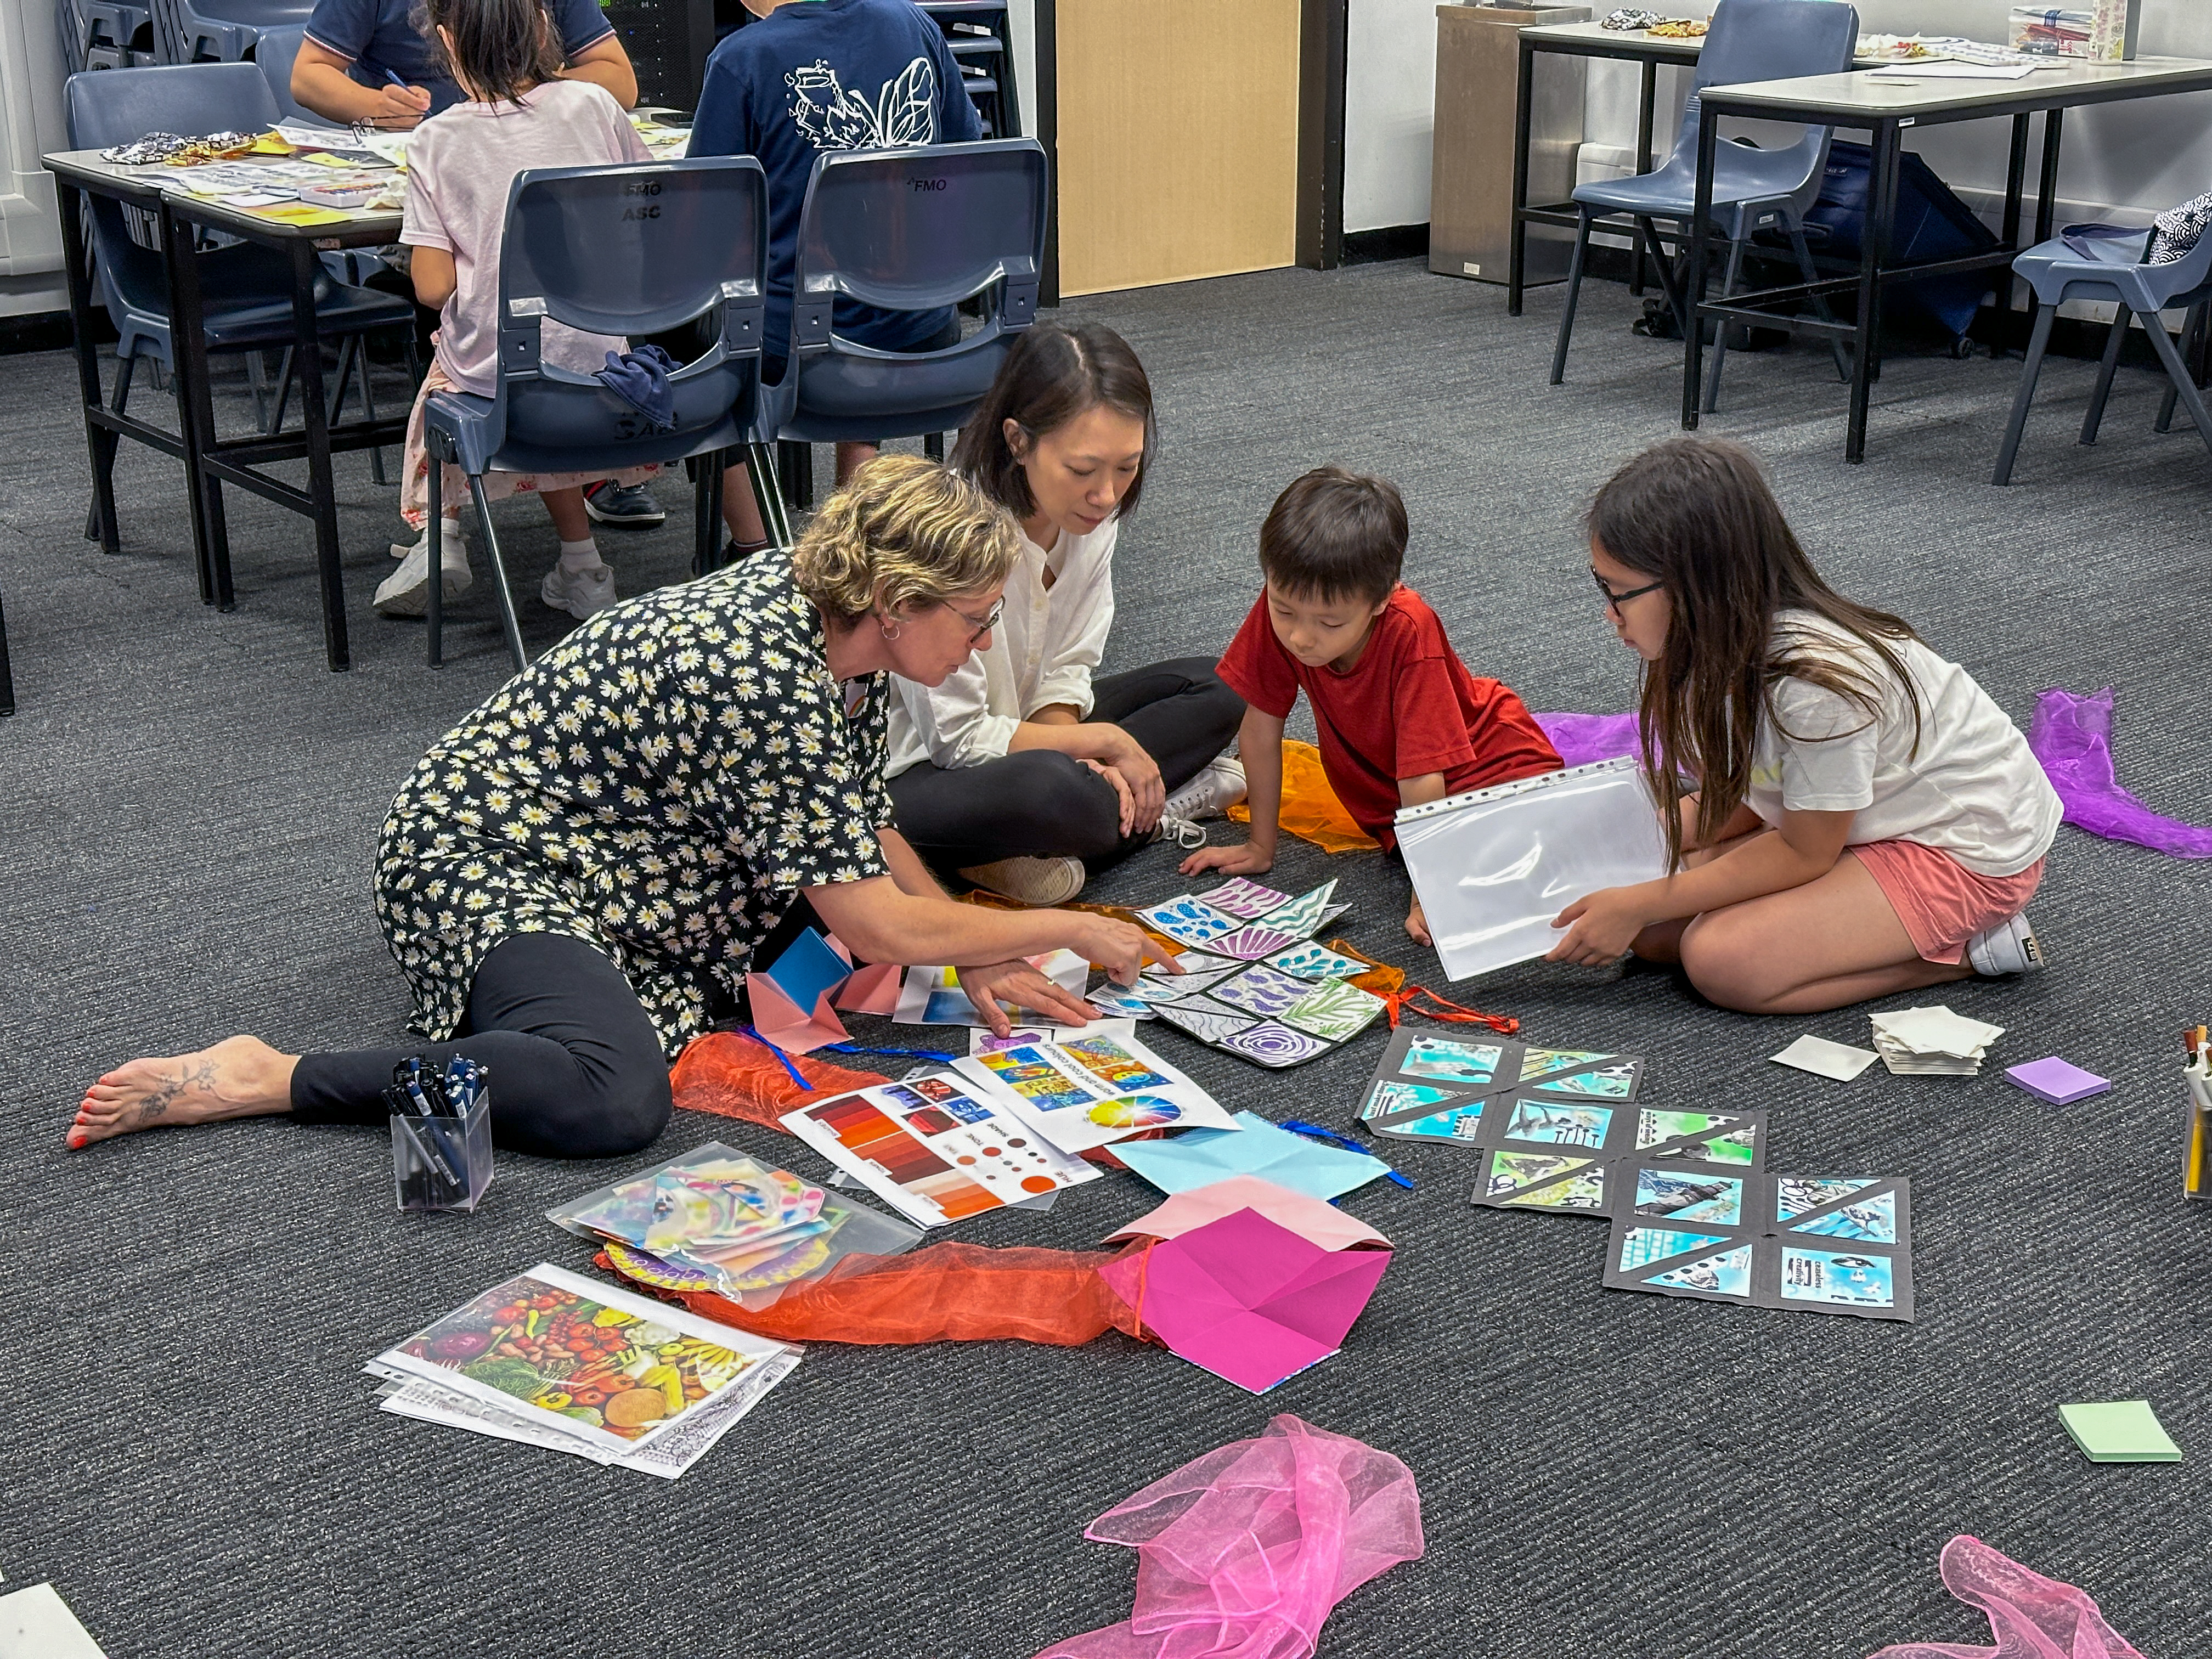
top-left (878, 617), bottom-right (902, 642)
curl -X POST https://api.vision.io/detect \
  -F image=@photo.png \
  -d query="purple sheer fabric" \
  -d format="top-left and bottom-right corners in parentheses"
top-left (1868, 1535), bottom-right (2144, 1659)
top-left (2026, 687), bottom-right (2212, 859)
top-left (1536, 692), bottom-right (2212, 859)
top-left (1034, 1414), bottom-right (1424, 1659)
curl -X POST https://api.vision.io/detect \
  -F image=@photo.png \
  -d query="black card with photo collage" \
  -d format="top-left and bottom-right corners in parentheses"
top-left (1601, 1173), bottom-right (1914, 1322)
top-left (1357, 1029), bottom-right (1649, 1147)
top-left (1466, 1105), bottom-right (1769, 1216)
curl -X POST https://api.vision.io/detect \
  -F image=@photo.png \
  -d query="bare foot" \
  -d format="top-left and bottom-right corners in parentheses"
top-left (69, 1035), bottom-right (300, 1149)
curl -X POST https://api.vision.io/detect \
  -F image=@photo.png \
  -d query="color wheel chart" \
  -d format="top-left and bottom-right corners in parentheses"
top-left (1087, 1094), bottom-right (1182, 1128)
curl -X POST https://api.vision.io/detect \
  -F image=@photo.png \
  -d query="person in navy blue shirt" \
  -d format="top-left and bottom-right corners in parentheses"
top-left (690, 0), bottom-right (983, 551)
top-left (292, 0), bottom-right (638, 127)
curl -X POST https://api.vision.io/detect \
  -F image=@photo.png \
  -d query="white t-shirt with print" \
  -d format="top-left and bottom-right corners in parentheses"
top-left (399, 81), bottom-right (652, 398)
top-left (885, 515), bottom-right (1118, 777)
top-left (1745, 611), bottom-right (2060, 876)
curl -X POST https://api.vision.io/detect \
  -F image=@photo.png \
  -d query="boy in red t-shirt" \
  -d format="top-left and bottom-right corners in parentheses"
top-left (1183, 466), bottom-right (1562, 944)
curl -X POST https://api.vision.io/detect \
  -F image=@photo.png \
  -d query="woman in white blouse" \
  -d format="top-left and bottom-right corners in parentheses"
top-left (887, 323), bottom-right (1246, 904)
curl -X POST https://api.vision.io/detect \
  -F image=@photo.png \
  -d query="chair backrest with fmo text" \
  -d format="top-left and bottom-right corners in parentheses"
top-left (780, 137), bottom-right (1046, 441)
top-left (470, 156), bottom-right (770, 473)
top-left (1668, 0), bottom-right (1859, 208)
top-left (64, 62), bottom-right (285, 326)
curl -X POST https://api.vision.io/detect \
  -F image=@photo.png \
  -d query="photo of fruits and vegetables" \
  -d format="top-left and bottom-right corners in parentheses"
top-left (403, 1273), bottom-right (755, 1439)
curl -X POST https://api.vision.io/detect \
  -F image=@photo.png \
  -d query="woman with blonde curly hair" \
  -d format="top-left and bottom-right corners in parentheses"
top-left (69, 457), bottom-right (1164, 1160)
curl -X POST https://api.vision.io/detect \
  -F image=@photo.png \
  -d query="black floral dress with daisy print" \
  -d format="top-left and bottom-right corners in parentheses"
top-left (374, 557), bottom-right (891, 1058)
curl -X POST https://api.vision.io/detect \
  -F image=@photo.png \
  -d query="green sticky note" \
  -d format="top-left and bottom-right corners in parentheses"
top-left (2058, 1400), bottom-right (2182, 1463)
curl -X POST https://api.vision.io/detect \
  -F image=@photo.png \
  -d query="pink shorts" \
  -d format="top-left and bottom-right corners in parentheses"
top-left (1850, 840), bottom-right (2045, 966)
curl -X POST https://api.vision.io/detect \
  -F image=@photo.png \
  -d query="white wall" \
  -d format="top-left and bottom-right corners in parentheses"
top-left (1008, 0), bottom-right (1035, 138)
top-left (0, 0), bottom-right (69, 315)
top-left (1346, 0), bottom-right (1442, 232)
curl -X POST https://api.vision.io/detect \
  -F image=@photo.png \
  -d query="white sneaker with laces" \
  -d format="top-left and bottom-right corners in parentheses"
top-left (1965, 911), bottom-right (2045, 976)
top-left (540, 561), bottom-right (619, 620)
top-left (374, 532), bottom-right (473, 617)
top-left (1153, 814), bottom-right (1207, 850)
top-left (391, 520), bottom-right (466, 561)
top-left (1163, 757), bottom-right (1247, 823)
top-left (957, 855), bottom-right (1085, 907)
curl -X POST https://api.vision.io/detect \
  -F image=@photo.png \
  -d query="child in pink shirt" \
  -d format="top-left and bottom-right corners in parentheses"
top-left (377, 0), bottom-right (661, 625)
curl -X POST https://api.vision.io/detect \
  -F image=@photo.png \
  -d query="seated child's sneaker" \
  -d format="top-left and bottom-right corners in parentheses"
top-left (540, 562), bottom-right (618, 621)
top-left (1966, 911), bottom-right (2045, 976)
top-left (375, 532), bottom-right (473, 617)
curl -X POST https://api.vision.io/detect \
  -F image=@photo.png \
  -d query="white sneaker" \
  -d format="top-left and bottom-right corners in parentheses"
top-left (374, 532), bottom-right (473, 617)
top-left (540, 561), bottom-right (618, 620)
top-left (1153, 814), bottom-right (1207, 850)
top-left (1966, 911), bottom-right (2046, 976)
top-left (391, 520), bottom-right (466, 561)
top-left (957, 855), bottom-right (1085, 907)
top-left (1163, 757), bottom-right (1247, 823)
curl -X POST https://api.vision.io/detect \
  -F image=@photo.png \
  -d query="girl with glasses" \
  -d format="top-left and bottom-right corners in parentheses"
top-left (1550, 437), bottom-right (2059, 1013)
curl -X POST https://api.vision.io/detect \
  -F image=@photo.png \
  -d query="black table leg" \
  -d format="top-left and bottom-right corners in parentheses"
top-left (1631, 59), bottom-right (1658, 297)
top-left (58, 185), bottom-right (122, 556)
top-left (1680, 104), bottom-right (1718, 430)
top-left (1508, 36), bottom-right (1534, 317)
top-left (2035, 108), bottom-right (2064, 246)
top-left (1999, 112), bottom-right (2031, 348)
top-left (693, 447), bottom-right (725, 578)
top-left (285, 239), bottom-right (350, 672)
top-left (159, 201), bottom-right (227, 608)
top-left (0, 591), bottom-right (14, 716)
top-left (1846, 121), bottom-right (1900, 464)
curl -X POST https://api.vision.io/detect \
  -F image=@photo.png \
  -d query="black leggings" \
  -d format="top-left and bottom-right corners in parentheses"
top-left (290, 932), bottom-right (672, 1160)
top-left (887, 657), bottom-right (1245, 870)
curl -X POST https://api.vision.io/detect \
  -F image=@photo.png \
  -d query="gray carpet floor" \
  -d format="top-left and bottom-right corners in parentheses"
top-left (4, 262), bottom-right (2209, 1658)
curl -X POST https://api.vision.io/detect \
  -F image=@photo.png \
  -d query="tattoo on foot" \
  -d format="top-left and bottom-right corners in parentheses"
top-left (132, 1060), bottom-right (214, 1127)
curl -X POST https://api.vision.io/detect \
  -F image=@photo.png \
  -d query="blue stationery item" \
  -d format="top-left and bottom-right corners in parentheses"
top-left (1280, 1120), bottom-right (1414, 1190)
top-left (762, 928), bottom-right (852, 1018)
top-left (1113, 1111), bottom-right (1394, 1203)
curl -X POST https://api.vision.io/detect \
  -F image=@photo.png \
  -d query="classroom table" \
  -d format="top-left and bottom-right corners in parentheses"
top-left (1681, 57), bottom-right (2212, 462)
top-left (1508, 21), bottom-right (1707, 311)
top-left (44, 148), bottom-right (407, 672)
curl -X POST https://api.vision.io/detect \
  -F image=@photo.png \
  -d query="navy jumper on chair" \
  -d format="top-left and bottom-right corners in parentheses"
top-left (1990, 228), bottom-right (2212, 484)
top-left (419, 156), bottom-right (774, 672)
top-left (749, 137), bottom-right (1047, 549)
top-left (64, 63), bottom-right (414, 590)
top-left (1550, 0), bottom-right (1858, 411)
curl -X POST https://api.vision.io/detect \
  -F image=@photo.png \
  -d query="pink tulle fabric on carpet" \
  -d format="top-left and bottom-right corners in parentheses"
top-left (1868, 1535), bottom-right (2143, 1659)
top-left (2025, 687), bottom-right (2212, 859)
top-left (1034, 1414), bottom-right (1423, 1659)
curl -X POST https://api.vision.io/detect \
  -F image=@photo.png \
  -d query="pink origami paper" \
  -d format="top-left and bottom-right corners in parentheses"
top-left (1034, 1413), bottom-right (1424, 1659)
top-left (1867, 1535), bottom-right (2143, 1659)
top-left (1104, 1176), bottom-right (1391, 1254)
top-left (748, 936), bottom-right (901, 1054)
top-left (1097, 1209), bottom-right (1391, 1393)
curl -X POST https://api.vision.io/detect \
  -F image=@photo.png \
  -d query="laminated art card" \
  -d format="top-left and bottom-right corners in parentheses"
top-left (366, 1262), bottom-right (801, 1457)
top-left (1132, 954), bottom-right (1387, 1069)
top-left (894, 950), bottom-right (1090, 1026)
top-left (1357, 1030), bottom-right (1651, 1144)
top-left (1135, 879), bottom-right (1350, 961)
top-left (781, 1069), bottom-right (1101, 1227)
top-left (953, 1031), bottom-right (1237, 1154)
top-left (1466, 1106), bottom-right (1768, 1216)
top-left (1602, 1172), bottom-right (1915, 1321)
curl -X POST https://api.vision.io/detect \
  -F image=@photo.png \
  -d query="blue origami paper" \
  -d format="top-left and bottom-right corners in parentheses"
top-left (1114, 1111), bottom-right (1392, 1203)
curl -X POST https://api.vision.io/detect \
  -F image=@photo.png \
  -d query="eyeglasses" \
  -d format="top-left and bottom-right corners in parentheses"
top-left (1592, 569), bottom-right (1664, 614)
top-left (949, 597), bottom-right (1004, 642)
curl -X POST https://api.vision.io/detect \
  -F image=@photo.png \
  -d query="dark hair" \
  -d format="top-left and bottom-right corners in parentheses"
top-left (416, 0), bottom-right (561, 108)
top-left (1256, 465), bottom-right (1407, 606)
top-left (1587, 436), bottom-right (1922, 870)
top-left (949, 321), bottom-right (1155, 522)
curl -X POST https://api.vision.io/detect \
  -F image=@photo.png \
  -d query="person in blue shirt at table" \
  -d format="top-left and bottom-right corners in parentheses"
top-left (688, 0), bottom-right (983, 556)
top-left (293, 0), bottom-right (670, 529)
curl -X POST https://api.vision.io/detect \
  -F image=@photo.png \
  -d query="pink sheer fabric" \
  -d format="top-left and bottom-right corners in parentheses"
top-left (1035, 1414), bottom-right (1423, 1659)
top-left (1869, 1536), bottom-right (2144, 1659)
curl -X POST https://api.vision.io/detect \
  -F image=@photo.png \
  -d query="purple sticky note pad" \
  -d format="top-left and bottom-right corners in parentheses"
top-left (2005, 1057), bottom-right (2112, 1105)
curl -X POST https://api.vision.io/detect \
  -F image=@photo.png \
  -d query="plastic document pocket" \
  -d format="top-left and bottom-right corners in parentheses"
top-left (1396, 758), bottom-right (1669, 981)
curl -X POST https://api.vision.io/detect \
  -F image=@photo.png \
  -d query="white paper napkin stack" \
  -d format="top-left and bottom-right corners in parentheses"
top-left (1869, 1006), bottom-right (2006, 1075)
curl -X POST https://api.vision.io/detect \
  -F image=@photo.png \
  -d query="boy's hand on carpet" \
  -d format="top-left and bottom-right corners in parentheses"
top-left (1178, 840), bottom-right (1272, 878)
top-left (1405, 895), bottom-right (1431, 947)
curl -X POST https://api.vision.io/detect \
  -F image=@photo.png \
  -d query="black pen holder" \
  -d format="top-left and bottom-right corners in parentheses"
top-left (390, 1093), bottom-right (494, 1213)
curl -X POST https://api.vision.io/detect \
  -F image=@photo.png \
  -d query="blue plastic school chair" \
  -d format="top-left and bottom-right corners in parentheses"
top-left (419, 156), bottom-right (774, 672)
top-left (1550, 0), bottom-right (1859, 410)
top-left (748, 138), bottom-right (1046, 548)
top-left (151, 0), bottom-right (309, 63)
top-left (59, 0), bottom-right (156, 71)
top-left (64, 64), bottom-right (414, 559)
top-left (1990, 229), bottom-right (2212, 484)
